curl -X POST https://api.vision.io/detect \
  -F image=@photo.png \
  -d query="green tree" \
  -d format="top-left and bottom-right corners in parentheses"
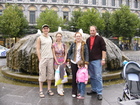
top-left (0, 4), bottom-right (28, 39)
top-left (67, 9), bottom-right (83, 32)
top-left (110, 5), bottom-right (139, 40)
top-left (36, 9), bottom-right (64, 32)
top-left (101, 12), bottom-right (113, 38)
top-left (77, 8), bottom-right (105, 34)
top-left (135, 19), bottom-right (140, 37)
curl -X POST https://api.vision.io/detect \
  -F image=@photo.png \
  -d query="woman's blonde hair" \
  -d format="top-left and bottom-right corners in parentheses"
top-left (74, 32), bottom-right (82, 37)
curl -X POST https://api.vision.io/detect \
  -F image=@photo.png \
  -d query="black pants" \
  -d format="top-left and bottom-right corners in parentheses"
top-left (71, 62), bottom-right (78, 95)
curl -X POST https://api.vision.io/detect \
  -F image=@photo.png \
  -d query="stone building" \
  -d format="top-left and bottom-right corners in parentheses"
top-left (0, 0), bottom-right (139, 26)
top-left (0, 0), bottom-right (140, 47)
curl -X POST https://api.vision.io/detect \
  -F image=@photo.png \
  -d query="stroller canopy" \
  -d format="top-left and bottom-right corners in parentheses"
top-left (122, 61), bottom-right (140, 80)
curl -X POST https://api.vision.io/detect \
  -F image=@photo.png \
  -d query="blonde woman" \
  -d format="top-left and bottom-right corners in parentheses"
top-left (52, 32), bottom-right (67, 96)
top-left (67, 32), bottom-right (89, 98)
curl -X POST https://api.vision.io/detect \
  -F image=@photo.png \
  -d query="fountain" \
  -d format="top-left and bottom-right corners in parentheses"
top-left (6, 28), bottom-right (128, 75)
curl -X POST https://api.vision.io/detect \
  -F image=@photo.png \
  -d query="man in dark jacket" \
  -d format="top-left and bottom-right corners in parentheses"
top-left (86, 26), bottom-right (106, 100)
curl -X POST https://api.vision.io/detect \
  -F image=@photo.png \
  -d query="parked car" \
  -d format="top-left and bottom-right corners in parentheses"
top-left (0, 45), bottom-right (9, 57)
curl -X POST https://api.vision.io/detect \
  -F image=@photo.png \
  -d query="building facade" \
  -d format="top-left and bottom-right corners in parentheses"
top-left (0, 0), bottom-right (140, 26)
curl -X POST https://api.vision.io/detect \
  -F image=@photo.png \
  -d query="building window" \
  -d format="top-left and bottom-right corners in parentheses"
top-left (119, 0), bottom-right (122, 6)
top-left (112, 0), bottom-right (115, 6)
top-left (92, 0), bottom-right (96, 4)
top-left (0, 10), bottom-right (2, 16)
top-left (30, 11), bottom-right (36, 24)
top-left (52, 0), bottom-right (56, 2)
top-left (30, 0), bottom-right (35, 1)
top-left (126, 0), bottom-right (129, 6)
top-left (102, 0), bottom-right (106, 5)
top-left (64, 0), bottom-right (68, 3)
top-left (75, 0), bottom-right (79, 3)
top-left (42, 0), bottom-right (47, 2)
top-left (84, 0), bottom-right (88, 4)
top-left (63, 12), bottom-right (68, 21)
top-left (134, 0), bottom-right (138, 8)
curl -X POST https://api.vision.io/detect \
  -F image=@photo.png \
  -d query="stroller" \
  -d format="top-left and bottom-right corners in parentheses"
top-left (118, 61), bottom-right (140, 102)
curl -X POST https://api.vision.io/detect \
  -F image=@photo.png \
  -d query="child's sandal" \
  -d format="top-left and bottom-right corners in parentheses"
top-left (39, 91), bottom-right (45, 98)
top-left (77, 93), bottom-right (80, 96)
top-left (47, 90), bottom-right (54, 96)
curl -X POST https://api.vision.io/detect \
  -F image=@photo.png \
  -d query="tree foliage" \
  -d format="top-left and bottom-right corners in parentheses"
top-left (77, 8), bottom-right (105, 34)
top-left (0, 4), bottom-right (28, 38)
top-left (101, 12), bottom-right (113, 38)
top-left (136, 19), bottom-right (140, 37)
top-left (110, 5), bottom-right (139, 38)
top-left (36, 9), bottom-right (64, 32)
top-left (67, 9), bottom-right (83, 32)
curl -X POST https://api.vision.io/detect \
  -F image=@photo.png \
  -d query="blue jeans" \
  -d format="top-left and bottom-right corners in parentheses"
top-left (88, 60), bottom-right (103, 95)
top-left (77, 82), bottom-right (86, 97)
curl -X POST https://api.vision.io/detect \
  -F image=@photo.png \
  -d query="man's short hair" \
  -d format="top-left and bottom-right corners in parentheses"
top-left (42, 24), bottom-right (49, 28)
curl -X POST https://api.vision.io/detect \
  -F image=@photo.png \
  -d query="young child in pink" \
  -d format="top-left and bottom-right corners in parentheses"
top-left (76, 60), bottom-right (88, 99)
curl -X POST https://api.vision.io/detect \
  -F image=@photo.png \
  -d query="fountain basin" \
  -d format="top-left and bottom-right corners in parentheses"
top-left (1, 66), bottom-right (122, 84)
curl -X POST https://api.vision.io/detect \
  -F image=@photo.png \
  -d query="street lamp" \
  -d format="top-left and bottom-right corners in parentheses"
top-left (71, 26), bottom-right (74, 31)
top-left (136, 28), bottom-right (139, 36)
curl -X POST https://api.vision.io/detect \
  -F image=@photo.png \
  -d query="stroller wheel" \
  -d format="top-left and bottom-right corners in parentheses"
top-left (117, 97), bottom-right (122, 102)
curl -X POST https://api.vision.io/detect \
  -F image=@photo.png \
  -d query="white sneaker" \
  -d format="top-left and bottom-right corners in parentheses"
top-left (72, 94), bottom-right (76, 98)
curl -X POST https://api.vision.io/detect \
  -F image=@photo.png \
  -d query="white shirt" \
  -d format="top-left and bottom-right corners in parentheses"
top-left (71, 43), bottom-right (81, 64)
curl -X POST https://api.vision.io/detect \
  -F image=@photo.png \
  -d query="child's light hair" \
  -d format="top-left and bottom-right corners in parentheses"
top-left (77, 60), bottom-right (85, 67)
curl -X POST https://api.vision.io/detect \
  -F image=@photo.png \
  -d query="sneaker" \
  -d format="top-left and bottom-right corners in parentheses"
top-left (87, 90), bottom-right (96, 95)
top-left (97, 94), bottom-right (103, 100)
top-left (72, 94), bottom-right (76, 98)
top-left (77, 93), bottom-right (80, 96)
top-left (77, 96), bottom-right (84, 99)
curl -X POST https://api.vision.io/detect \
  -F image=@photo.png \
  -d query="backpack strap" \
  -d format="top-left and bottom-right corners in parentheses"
top-left (50, 36), bottom-right (53, 43)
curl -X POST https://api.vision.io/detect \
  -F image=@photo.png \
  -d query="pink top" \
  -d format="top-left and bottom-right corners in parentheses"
top-left (76, 67), bottom-right (88, 83)
top-left (52, 42), bottom-right (65, 65)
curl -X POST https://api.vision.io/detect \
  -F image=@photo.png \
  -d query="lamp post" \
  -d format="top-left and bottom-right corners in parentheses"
top-left (135, 28), bottom-right (139, 51)
top-left (136, 28), bottom-right (139, 36)
top-left (71, 26), bottom-right (74, 32)
top-left (136, 28), bottom-right (139, 42)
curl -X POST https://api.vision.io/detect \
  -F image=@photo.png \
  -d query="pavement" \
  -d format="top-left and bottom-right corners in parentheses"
top-left (0, 82), bottom-right (124, 105)
top-left (0, 51), bottom-right (140, 105)
top-left (122, 50), bottom-right (140, 64)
